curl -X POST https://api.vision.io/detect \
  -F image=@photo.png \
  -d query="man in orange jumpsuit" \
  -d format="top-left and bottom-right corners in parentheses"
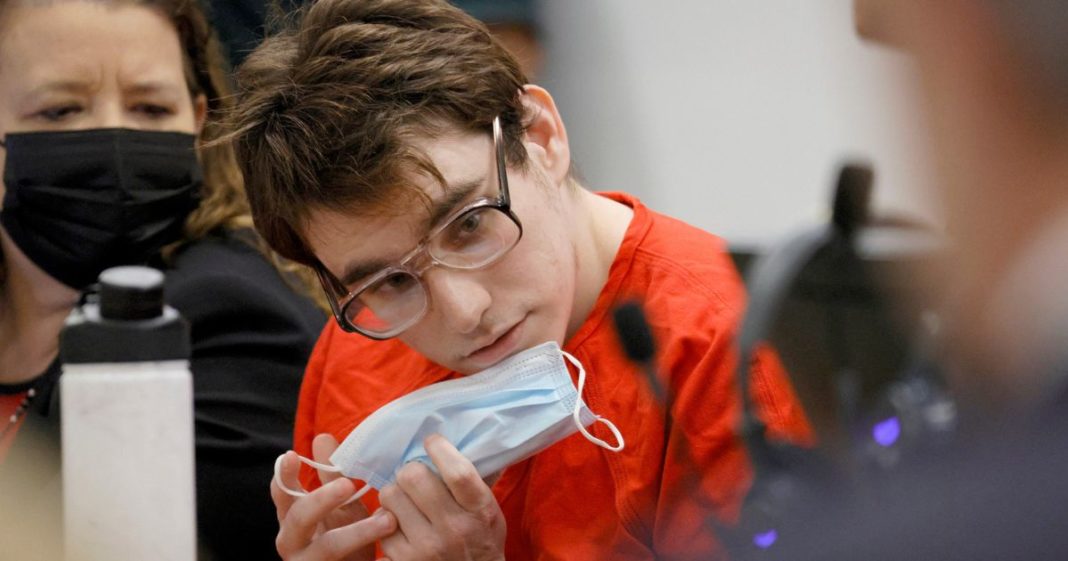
top-left (228, 1), bottom-right (811, 559)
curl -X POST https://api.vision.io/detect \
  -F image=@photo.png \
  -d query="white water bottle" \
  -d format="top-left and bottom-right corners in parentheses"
top-left (59, 266), bottom-right (195, 561)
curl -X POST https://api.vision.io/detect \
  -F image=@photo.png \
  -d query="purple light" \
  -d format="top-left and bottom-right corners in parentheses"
top-left (753, 530), bottom-right (778, 549)
top-left (873, 416), bottom-right (901, 447)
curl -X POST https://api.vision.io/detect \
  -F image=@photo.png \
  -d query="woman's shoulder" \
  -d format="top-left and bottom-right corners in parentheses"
top-left (163, 229), bottom-right (325, 331)
top-left (166, 228), bottom-right (264, 274)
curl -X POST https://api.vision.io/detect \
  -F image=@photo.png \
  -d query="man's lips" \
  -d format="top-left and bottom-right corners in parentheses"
top-left (464, 317), bottom-right (525, 363)
top-left (467, 322), bottom-right (517, 356)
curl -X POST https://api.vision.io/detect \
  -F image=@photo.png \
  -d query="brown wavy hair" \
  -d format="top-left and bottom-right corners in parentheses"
top-left (225, 0), bottom-right (530, 267)
top-left (0, 0), bottom-right (323, 307)
top-left (159, 0), bottom-right (250, 241)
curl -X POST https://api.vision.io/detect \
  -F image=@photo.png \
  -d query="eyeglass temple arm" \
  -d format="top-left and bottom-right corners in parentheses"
top-left (493, 116), bottom-right (511, 206)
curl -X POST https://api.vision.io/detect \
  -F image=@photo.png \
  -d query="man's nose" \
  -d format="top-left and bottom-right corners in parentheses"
top-left (422, 268), bottom-right (491, 335)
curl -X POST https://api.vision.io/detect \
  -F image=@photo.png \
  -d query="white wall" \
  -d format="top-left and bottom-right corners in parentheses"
top-left (538, 1), bottom-right (938, 249)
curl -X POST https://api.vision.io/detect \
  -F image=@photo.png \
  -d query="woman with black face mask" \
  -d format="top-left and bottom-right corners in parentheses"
top-left (0, 0), bottom-right (326, 558)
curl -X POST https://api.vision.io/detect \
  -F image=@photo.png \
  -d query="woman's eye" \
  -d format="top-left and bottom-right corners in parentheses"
top-left (36, 105), bottom-right (82, 122)
top-left (133, 104), bottom-right (175, 118)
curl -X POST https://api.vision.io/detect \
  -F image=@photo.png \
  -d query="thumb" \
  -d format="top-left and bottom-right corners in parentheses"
top-left (314, 433), bottom-right (373, 528)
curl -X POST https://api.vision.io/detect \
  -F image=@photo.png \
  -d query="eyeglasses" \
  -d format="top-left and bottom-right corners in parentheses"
top-left (315, 116), bottom-right (523, 340)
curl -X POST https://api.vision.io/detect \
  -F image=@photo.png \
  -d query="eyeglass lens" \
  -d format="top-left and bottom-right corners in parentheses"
top-left (344, 204), bottom-right (520, 334)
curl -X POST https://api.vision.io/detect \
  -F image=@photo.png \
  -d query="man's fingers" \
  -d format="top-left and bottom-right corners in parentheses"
top-left (276, 477), bottom-right (358, 556)
top-left (272, 451), bottom-right (304, 522)
top-left (378, 526), bottom-right (411, 561)
top-left (312, 433), bottom-right (342, 485)
top-left (424, 434), bottom-right (495, 512)
top-left (379, 480), bottom-right (433, 538)
top-left (394, 460), bottom-right (462, 524)
top-left (302, 509), bottom-right (397, 561)
top-left (278, 450), bottom-right (305, 492)
top-left (324, 490), bottom-right (372, 530)
top-left (483, 471), bottom-right (503, 488)
top-left (271, 475), bottom-right (297, 523)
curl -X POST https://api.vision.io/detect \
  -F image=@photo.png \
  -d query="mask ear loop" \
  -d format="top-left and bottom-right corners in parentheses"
top-left (564, 351), bottom-right (625, 452)
top-left (273, 453), bottom-right (372, 506)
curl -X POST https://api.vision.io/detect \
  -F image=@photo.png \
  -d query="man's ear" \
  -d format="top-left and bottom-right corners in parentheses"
top-left (193, 94), bottom-right (208, 137)
top-left (520, 85), bottom-right (570, 185)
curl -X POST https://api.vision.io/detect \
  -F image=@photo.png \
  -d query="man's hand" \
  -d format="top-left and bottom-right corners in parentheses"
top-left (378, 434), bottom-right (506, 561)
top-left (271, 434), bottom-right (397, 561)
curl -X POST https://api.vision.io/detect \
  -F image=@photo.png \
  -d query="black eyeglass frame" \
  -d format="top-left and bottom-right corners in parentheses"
top-left (315, 116), bottom-right (522, 339)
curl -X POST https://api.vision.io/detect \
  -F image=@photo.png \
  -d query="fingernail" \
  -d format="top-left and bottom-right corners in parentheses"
top-left (329, 478), bottom-right (353, 495)
top-left (371, 508), bottom-right (394, 529)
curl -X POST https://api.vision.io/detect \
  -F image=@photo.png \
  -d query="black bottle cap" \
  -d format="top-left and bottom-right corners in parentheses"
top-left (99, 266), bottom-right (165, 321)
top-left (60, 266), bottom-right (190, 364)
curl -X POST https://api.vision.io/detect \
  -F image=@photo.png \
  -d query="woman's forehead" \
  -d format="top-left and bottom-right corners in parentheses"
top-left (0, 1), bottom-right (185, 84)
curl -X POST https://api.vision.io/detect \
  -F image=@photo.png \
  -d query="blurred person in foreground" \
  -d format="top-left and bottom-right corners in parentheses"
top-left (225, 0), bottom-right (812, 559)
top-left (764, 1), bottom-right (1068, 559)
top-left (0, 0), bottom-right (325, 558)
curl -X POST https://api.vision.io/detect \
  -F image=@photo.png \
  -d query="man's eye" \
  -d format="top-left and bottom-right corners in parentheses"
top-left (458, 212), bottom-right (483, 234)
top-left (438, 209), bottom-right (492, 252)
top-left (367, 273), bottom-right (416, 297)
top-left (448, 210), bottom-right (486, 240)
top-left (384, 273), bottom-right (414, 288)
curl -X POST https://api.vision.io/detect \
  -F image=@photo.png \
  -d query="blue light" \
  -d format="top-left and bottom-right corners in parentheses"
top-left (753, 530), bottom-right (778, 549)
top-left (873, 416), bottom-right (901, 447)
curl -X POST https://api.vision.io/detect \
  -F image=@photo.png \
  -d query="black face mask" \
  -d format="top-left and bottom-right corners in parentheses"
top-left (0, 128), bottom-right (202, 289)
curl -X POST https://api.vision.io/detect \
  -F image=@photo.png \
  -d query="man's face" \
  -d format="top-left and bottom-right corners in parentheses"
top-left (305, 127), bottom-right (579, 374)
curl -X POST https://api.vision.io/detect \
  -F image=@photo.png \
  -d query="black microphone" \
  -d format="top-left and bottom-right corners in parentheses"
top-left (831, 163), bottom-right (873, 238)
top-left (612, 301), bottom-right (667, 405)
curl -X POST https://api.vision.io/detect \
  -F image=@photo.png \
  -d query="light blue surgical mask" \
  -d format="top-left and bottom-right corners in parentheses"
top-left (276, 341), bottom-right (624, 502)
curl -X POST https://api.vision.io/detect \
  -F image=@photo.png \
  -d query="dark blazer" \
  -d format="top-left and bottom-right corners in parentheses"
top-left (0, 230), bottom-right (326, 561)
top-left (168, 231), bottom-right (326, 560)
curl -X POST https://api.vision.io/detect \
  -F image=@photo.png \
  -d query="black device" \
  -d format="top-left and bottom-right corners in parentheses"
top-left (732, 163), bottom-right (956, 558)
top-left (727, 165), bottom-right (874, 557)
